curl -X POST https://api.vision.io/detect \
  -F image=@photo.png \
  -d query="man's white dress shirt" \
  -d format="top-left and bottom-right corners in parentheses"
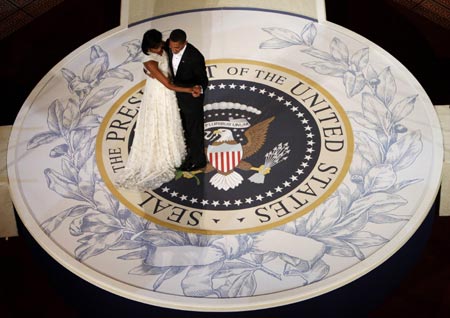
top-left (171, 44), bottom-right (187, 76)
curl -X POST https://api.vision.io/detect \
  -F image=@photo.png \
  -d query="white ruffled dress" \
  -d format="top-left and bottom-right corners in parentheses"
top-left (115, 51), bottom-right (186, 190)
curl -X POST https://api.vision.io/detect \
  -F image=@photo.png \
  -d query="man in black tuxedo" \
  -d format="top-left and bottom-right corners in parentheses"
top-left (167, 29), bottom-right (208, 171)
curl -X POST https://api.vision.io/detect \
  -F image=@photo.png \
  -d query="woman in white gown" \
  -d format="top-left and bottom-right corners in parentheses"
top-left (115, 29), bottom-right (200, 190)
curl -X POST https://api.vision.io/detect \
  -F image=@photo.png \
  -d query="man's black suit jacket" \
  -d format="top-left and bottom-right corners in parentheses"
top-left (164, 40), bottom-right (208, 165)
top-left (165, 42), bottom-right (208, 114)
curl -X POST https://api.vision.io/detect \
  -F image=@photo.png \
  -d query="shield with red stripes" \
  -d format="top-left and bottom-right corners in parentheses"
top-left (207, 142), bottom-right (243, 173)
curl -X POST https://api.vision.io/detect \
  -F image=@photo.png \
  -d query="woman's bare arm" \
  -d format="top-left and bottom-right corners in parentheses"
top-left (143, 60), bottom-right (193, 94)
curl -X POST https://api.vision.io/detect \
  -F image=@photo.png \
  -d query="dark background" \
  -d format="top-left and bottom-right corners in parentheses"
top-left (1, 0), bottom-right (449, 317)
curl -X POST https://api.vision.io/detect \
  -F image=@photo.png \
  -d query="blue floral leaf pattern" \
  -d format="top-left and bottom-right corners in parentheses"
top-left (376, 67), bottom-right (397, 106)
top-left (261, 27), bottom-right (303, 45)
top-left (354, 131), bottom-right (383, 166)
top-left (301, 22), bottom-right (317, 46)
top-left (77, 114), bottom-right (101, 129)
top-left (68, 77), bottom-right (91, 99)
top-left (350, 147), bottom-right (372, 183)
top-left (336, 184), bottom-right (354, 213)
top-left (330, 37), bottom-right (349, 63)
top-left (122, 211), bottom-right (147, 232)
top-left (305, 196), bottom-right (341, 235)
top-left (369, 213), bottom-right (410, 224)
top-left (26, 131), bottom-right (59, 150)
top-left (128, 264), bottom-right (166, 276)
top-left (343, 71), bottom-right (366, 97)
top-left (61, 68), bottom-right (76, 84)
top-left (361, 93), bottom-right (389, 130)
top-left (363, 164), bottom-right (397, 193)
top-left (283, 262), bottom-right (309, 277)
top-left (365, 64), bottom-right (380, 87)
top-left (78, 155), bottom-right (96, 201)
top-left (117, 248), bottom-right (147, 260)
top-left (92, 187), bottom-right (118, 216)
top-left (137, 229), bottom-right (187, 246)
top-left (122, 39), bottom-right (142, 62)
top-left (351, 192), bottom-right (407, 216)
top-left (225, 269), bottom-right (257, 297)
top-left (78, 212), bottom-right (123, 233)
top-left (302, 61), bottom-right (347, 76)
top-left (343, 240), bottom-right (365, 260)
top-left (259, 38), bottom-right (298, 49)
top-left (104, 68), bottom-right (134, 81)
top-left (61, 99), bottom-right (81, 134)
top-left (49, 143), bottom-right (69, 158)
top-left (250, 251), bottom-right (278, 264)
top-left (111, 240), bottom-right (147, 251)
top-left (320, 236), bottom-right (357, 257)
top-left (343, 231), bottom-right (388, 247)
top-left (390, 94), bottom-right (417, 123)
top-left (41, 204), bottom-right (90, 234)
top-left (154, 267), bottom-right (184, 290)
top-left (83, 45), bottom-right (109, 82)
top-left (215, 261), bottom-right (254, 279)
top-left (385, 130), bottom-right (423, 170)
top-left (67, 204), bottom-right (92, 217)
top-left (347, 111), bottom-right (378, 130)
top-left (211, 235), bottom-right (252, 259)
top-left (297, 259), bottom-right (329, 284)
top-left (388, 178), bottom-right (422, 193)
top-left (319, 210), bottom-right (368, 237)
top-left (81, 86), bottom-right (122, 113)
top-left (75, 230), bottom-right (124, 261)
top-left (44, 168), bottom-right (85, 200)
top-left (74, 135), bottom-right (95, 171)
top-left (70, 129), bottom-right (90, 152)
top-left (186, 232), bottom-right (201, 246)
top-left (301, 47), bottom-right (333, 60)
top-left (182, 261), bottom-right (223, 296)
top-left (351, 47), bottom-right (369, 70)
top-left (47, 99), bottom-right (65, 134)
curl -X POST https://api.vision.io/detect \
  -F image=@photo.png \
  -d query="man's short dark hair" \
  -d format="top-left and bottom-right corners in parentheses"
top-left (169, 29), bottom-right (187, 42)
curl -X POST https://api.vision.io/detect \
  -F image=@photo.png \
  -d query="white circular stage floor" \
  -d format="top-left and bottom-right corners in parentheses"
top-left (7, 8), bottom-right (443, 311)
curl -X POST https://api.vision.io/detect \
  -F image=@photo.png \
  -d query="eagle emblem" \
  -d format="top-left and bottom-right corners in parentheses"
top-left (204, 116), bottom-right (275, 190)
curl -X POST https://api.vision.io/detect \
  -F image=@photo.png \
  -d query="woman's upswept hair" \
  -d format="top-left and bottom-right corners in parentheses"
top-left (141, 29), bottom-right (163, 55)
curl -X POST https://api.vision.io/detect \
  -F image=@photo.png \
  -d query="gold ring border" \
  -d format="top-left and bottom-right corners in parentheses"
top-left (96, 58), bottom-right (354, 235)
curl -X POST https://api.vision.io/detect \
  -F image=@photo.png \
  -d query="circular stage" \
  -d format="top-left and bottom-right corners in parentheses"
top-left (7, 8), bottom-right (443, 312)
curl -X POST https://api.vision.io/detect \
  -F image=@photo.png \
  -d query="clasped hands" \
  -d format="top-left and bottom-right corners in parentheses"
top-left (143, 68), bottom-right (201, 98)
top-left (192, 85), bottom-right (202, 97)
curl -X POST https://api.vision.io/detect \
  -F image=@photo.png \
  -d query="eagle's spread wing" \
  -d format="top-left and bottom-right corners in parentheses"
top-left (242, 116), bottom-right (275, 159)
top-left (237, 160), bottom-right (252, 170)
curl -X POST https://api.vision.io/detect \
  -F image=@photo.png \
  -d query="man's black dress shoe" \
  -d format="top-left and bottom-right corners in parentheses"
top-left (178, 161), bottom-right (192, 171)
top-left (188, 161), bottom-right (207, 171)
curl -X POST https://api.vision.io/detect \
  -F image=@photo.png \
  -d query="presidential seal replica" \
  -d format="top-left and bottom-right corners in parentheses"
top-left (98, 60), bottom-right (353, 234)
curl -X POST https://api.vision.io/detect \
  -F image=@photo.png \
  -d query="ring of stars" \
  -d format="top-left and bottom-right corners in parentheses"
top-left (158, 81), bottom-right (320, 210)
